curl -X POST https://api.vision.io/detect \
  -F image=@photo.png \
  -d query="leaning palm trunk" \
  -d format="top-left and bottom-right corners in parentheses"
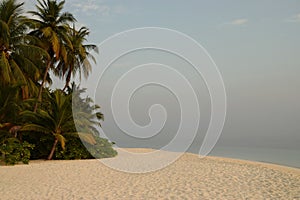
top-left (62, 70), bottom-right (72, 92)
top-left (48, 137), bottom-right (58, 160)
top-left (34, 61), bottom-right (51, 112)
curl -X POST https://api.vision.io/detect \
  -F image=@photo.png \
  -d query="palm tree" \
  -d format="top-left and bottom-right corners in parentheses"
top-left (21, 90), bottom-right (72, 160)
top-left (70, 84), bottom-right (104, 135)
top-left (27, 0), bottom-right (75, 111)
top-left (21, 89), bottom-right (101, 160)
top-left (56, 25), bottom-right (98, 91)
top-left (0, 0), bottom-right (48, 99)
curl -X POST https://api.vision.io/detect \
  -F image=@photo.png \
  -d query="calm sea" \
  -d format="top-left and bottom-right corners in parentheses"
top-left (115, 143), bottom-right (300, 168)
top-left (205, 146), bottom-right (299, 168)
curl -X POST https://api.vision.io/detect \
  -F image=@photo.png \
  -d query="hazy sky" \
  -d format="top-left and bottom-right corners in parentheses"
top-left (23, 1), bottom-right (300, 154)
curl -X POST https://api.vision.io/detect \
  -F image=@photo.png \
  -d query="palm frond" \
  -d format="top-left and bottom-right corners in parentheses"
top-left (55, 133), bottom-right (66, 149)
top-left (0, 52), bottom-right (12, 84)
top-left (77, 132), bottom-right (96, 145)
top-left (21, 124), bottom-right (50, 133)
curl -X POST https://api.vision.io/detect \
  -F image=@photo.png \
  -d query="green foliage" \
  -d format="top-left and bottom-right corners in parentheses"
top-left (20, 87), bottom-right (116, 161)
top-left (21, 89), bottom-right (106, 160)
top-left (55, 25), bottom-right (98, 90)
top-left (55, 135), bottom-right (91, 160)
top-left (22, 132), bottom-right (117, 160)
top-left (86, 137), bottom-right (118, 159)
top-left (0, 0), bottom-right (115, 164)
top-left (55, 134), bottom-right (117, 160)
top-left (0, 137), bottom-right (34, 165)
top-left (0, 0), bottom-right (48, 98)
top-left (0, 85), bottom-right (21, 125)
top-left (22, 132), bottom-right (53, 159)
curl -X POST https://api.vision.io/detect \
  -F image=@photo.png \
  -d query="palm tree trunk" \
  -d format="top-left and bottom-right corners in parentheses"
top-left (62, 73), bottom-right (71, 91)
top-left (48, 138), bottom-right (58, 160)
top-left (62, 69), bottom-right (72, 92)
top-left (62, 84), bottom-right (68, 92)
top-left (34, 61), bottom-right (51, 112)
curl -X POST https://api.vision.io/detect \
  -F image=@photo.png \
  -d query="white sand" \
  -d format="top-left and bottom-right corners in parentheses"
top-left (0, 148), bottom-right (299, 199)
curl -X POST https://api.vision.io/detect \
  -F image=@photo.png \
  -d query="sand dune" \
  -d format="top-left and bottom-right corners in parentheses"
top-left (0, 148), bottom-right (299, 199)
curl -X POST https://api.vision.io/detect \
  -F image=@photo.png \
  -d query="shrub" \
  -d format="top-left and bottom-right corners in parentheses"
top-left (22, 132), bottom-right (54, 159)
top-left (55, 134), bottom-right (91, 159)
top-left (22, 132), bottom-right (117, 160)
top-left (86, 137), bottom-right (118, 159)
top-left (55, 135), bottom-right (117, 160)
top-left (0, 137), bottom-right (34, 165)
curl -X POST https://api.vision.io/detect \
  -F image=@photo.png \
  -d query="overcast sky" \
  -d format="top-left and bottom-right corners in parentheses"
top-left (23, 0), bottom-right (300, 154)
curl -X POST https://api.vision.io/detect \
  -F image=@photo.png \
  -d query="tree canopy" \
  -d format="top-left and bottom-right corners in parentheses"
top-left (0, 0), bottom-right (116, 164)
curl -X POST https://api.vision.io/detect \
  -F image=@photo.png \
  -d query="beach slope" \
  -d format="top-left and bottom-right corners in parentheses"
top-left (0, 148), bottom-right (299, 199)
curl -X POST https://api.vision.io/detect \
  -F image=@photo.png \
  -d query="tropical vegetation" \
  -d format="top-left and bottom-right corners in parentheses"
top-left (0, 0), bottom-right (117, 165)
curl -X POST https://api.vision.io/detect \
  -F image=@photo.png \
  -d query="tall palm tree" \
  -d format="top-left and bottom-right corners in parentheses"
top-left (27, 0), bottom-right (75, 111)
top-left (21, 89), bottom-right (101, 160)
top-left (0, 0), bottom-right (48, 99)
top-left (56, 25), bottom-right (98, 91)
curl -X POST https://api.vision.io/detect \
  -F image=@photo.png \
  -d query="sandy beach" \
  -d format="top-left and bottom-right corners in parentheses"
top-left (0, 148), bottom-right (299, 200)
